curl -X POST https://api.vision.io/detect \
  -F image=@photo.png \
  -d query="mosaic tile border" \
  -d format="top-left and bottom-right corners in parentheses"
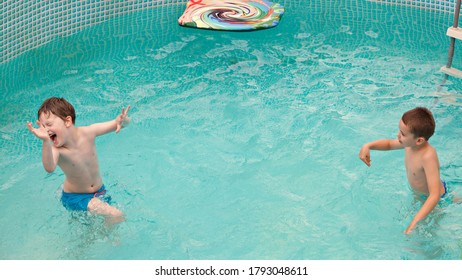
top-left (0, 0), bottom-right (459, 64)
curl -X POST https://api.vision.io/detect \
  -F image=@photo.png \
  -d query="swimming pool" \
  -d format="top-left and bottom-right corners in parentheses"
top-left (1, 0), bottom-right (461, 260)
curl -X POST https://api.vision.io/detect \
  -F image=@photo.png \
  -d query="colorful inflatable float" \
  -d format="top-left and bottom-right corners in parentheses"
top-left (178, 0), bottom-right (284, 31)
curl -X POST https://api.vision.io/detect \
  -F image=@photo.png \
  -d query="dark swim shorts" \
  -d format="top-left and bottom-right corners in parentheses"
top-left (61, 185), bottom-right (112, 211)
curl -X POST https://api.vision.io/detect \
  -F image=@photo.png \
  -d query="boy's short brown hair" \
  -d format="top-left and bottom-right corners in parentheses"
top-left (401, 107), bottom-right (435, 140)
top-left (38, 97), bottom-right (76, 124)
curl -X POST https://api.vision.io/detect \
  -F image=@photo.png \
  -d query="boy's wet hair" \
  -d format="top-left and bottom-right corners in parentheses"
top-left (38, 97), bottom-right (76, 124)
top-left (401, 107), bottom-right (435, 140)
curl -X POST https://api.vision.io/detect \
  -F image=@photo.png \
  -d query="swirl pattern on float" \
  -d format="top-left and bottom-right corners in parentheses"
top-left (178, 0), bottom-right (284, 31)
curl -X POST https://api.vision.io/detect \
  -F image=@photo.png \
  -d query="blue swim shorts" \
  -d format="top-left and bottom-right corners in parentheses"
top-left (438, 181), bottom-right (453, 207)
top-left (61, 185), bottom-right (112, 211)
top-left (441, 181), bottom-right (448, 198)
top-left (417, 181), bottom-right (452, 206)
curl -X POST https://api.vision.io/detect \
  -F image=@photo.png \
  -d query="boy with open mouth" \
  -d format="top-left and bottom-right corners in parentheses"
top-left (27, 97), bottom-right (130, 224)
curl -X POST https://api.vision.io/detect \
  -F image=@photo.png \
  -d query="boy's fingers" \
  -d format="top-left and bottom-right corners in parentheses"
top-left (359, 156), bottom-right (371, 166)
top-left (121, 105), bottom-right (130, 116)
top-left (27, 121), bottom-right (39, 131)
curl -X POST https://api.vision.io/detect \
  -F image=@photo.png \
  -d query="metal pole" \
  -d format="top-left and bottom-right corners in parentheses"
top-left (453, 0), bottom-right (461, 28)
top-left (446, 0), bottom-right (462, 68)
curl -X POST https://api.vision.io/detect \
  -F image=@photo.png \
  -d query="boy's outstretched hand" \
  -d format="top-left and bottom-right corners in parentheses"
top-left (27, 120), bottom-right (50, 141)
top-left (115, 105), bottom-right (130, 133)
top-left (358, 144), bottom-right (372, 167)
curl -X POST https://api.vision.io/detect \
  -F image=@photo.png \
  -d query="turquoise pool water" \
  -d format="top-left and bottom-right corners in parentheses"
top-left (1, 0), bottom-right (461, 260)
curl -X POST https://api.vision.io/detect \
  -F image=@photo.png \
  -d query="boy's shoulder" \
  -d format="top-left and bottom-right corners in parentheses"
top-left (407, 142), bottom-right (436, 155)
top-left (419, 142), bottom-right (438, 160)
top-left (72, 125), bottom-right (95, 139)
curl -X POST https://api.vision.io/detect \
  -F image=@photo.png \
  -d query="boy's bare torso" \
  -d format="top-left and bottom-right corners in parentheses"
top-left (57, 127), bottom-right (103, 193)
top-left (404, 144), bottom-right (443, 195)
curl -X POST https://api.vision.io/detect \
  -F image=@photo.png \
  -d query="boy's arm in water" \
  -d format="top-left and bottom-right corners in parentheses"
top-left (359, 139), bottom-right (403, 166)
top-left (404, 149), bottom-right (442, 234)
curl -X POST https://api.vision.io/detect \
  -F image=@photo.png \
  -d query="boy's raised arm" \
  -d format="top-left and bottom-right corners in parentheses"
top-left (88, 105), bottom-right (130, 136)
top-left (359, 139), bottom-right (403, 166)
top-left (27, 120), bottom-right (59, 172)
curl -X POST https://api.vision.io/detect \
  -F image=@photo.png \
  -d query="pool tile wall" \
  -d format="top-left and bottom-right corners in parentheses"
top-left (0, 0), bottom-right (460, 64)
top-left (1, 0), bottom-right (185, 64)
top-left (371, 0), bottom-right (457, 12)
